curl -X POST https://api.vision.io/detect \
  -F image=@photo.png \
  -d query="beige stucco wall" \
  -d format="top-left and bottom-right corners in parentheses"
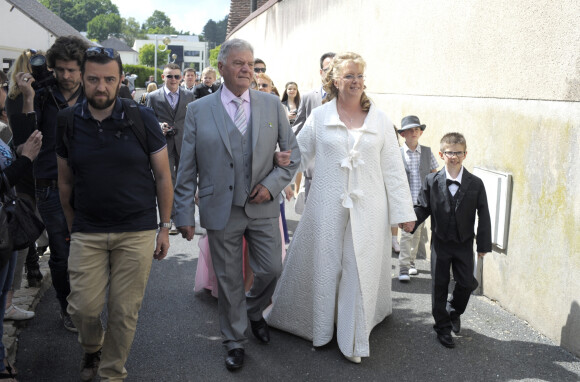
top-left (230, 0), bottom-right (580, 355)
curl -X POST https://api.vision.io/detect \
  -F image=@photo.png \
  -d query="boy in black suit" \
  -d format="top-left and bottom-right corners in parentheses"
top-left (403, 132), bottom-right (492, 348)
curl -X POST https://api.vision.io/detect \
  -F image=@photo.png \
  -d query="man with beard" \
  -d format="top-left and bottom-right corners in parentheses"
top-left (15, 35), bottom-right (89, 332)
top-left (55, 47), bottom-right (173, 381)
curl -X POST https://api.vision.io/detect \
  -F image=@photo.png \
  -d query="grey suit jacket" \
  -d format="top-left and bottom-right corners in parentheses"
top-left (173, 87), bottom-right (301, 231)
top-left (293, 87), bottom-right (323, 135)
top-left (146, 87), bottom-right (195, 155)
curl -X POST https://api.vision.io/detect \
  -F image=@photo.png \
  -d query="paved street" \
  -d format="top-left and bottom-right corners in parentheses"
top-left (13, 202), bottom-right (580, 381)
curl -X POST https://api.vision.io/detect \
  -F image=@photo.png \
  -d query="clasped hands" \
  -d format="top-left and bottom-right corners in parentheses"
top-left (398, 221), bottom-right (416, 233)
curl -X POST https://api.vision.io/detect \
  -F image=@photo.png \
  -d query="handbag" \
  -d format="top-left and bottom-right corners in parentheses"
top-left (0, 172), bottom-right (45, 251)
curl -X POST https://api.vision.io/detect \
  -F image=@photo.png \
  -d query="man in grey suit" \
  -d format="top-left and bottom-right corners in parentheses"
top-left (173, 39), bottom-right (300, 370)
top-left (293, 52), bottom-right (334, 200)
top-left (147, 63), bottom-right (195, 232)
top-left (147, 63), bottom-right (195, 183)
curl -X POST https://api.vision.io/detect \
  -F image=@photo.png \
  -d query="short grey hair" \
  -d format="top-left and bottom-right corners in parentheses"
top-left (218, 39), bottom-right (254, 64)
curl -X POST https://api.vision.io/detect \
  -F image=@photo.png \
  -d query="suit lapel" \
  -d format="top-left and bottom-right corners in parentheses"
top-left (250, 90), bottom-right (261, 151)
top-left (437, 169), bottom-right (451, 210)
top-left (210, 89), bottom-right (233, 157)
top-left (455, 168), bottom-right (473, 209)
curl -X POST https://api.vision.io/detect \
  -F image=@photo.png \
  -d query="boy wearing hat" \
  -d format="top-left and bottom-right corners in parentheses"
top-left (405, 132), bottom-right (491, 348)
top-left (397, 115), bottom-right (439, 281)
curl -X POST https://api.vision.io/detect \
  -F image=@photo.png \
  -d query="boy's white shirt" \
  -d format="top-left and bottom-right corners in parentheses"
top-left (445, 165), bottom-right (464, 196)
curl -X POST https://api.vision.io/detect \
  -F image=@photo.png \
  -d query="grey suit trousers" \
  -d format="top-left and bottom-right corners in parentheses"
top-left (207, 205), bottom-right (282, 350)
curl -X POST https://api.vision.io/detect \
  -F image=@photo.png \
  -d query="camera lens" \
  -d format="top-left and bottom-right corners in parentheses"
top-left (30, 54), bottom-right (46, 68)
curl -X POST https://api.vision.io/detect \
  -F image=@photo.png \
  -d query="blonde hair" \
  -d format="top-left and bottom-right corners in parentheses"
top-left (201, 66), bottom-right (216, 77)
top-left (322, 52), bottom-right (371, 111)
top-left (7, 50), bottom-right (38, 100)
top-left (256, 72), bottom-right (273, 86)
top-left (146, 82), bottom-right (158, 93)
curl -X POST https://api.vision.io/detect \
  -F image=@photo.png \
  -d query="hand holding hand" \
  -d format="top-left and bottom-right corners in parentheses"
top-left (19, 130), bottom-right (42, 160)
top-left (274, 150), bottom-right (291, 167)
top-left (249, 184), bottom-right (271, 204)
top-left (178, 226), bottom-right (195, 241)
top-left (398, 221), bottom-right (416, 233)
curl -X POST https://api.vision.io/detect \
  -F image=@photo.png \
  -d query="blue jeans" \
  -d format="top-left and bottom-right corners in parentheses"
top-left (0, 251), bottom-right (17, 370)
top-left (36, 185), bottom-right (71, 311)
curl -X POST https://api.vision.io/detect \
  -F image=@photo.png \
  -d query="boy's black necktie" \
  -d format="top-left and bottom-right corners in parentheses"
top-left (446, 179), bottom-right (461, 187)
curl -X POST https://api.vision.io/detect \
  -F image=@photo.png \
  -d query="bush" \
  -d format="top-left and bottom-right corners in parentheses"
top-left (123, 64), bottom-right (164, 88)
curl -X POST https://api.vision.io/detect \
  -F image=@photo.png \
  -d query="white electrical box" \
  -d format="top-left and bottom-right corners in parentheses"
top-left (473, 167), bottom-right (513, 250)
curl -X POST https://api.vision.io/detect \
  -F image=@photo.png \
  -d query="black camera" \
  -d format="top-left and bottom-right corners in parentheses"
top-left (165, 127), bottom-right (177, 137)
top-left (30, 54), bottom-right (57, 90)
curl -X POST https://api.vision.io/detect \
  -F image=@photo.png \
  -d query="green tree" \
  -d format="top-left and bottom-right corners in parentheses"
top-left (202, 15), bottom-right (228, 45)
top-left (87, 13), bottom-right (122, 42)
top-left (209, 44), bottom-right (221, 69)
top-left (121, 17), bottom-right (147, 47)
top-left (40, 0), bottom-right (119, 32)
top-left (141, 10), bottom-right (178, 35)
top-left (139, 43), bottom-right (172, 67)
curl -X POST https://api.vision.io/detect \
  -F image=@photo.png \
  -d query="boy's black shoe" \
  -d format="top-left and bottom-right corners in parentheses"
top-left (450, 315), bottom-right (461, 334)
top-left (437, 333), bottom-right (455, 348)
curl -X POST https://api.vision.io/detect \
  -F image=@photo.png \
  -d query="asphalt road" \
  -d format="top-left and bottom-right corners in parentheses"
top-left (15, 203), bottom-right (580, 381)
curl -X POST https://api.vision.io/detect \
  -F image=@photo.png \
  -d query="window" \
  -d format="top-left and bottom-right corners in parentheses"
top-left (184, 50), bottom-right (200, 57)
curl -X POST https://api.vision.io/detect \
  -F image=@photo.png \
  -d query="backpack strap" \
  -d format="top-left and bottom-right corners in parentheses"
top-left (120, 98), bottom-right (148, 155)
top-left (56, 104), bottom-right (79, 167)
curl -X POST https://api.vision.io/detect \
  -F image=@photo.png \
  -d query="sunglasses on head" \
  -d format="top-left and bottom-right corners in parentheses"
top-left (165, 74), bottom-right (181, 80)
top-left (85, 47), bottom-right (118, 59)
top-left (254, 68), bottom-right (266, 73)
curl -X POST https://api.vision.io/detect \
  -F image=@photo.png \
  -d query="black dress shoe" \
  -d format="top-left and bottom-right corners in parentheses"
top-left (450, 315), bottom-right (461, 334)
top-left (225, 348), bottom-right (244, 370)
top-left (437, 333), bottom-right (455, 348)
top-left (250, 318), bottom-right (270, 343)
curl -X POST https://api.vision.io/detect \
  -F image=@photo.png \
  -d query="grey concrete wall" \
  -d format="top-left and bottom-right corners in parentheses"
top-left (229, 0), bottom-right (580, 356)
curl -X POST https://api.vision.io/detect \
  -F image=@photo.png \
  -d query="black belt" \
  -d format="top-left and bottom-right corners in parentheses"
top-left (35, 178), bottom-right (58, 188)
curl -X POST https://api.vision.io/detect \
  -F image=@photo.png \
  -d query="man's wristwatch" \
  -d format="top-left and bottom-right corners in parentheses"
top-left (158, 222), bottom-right (171, 229)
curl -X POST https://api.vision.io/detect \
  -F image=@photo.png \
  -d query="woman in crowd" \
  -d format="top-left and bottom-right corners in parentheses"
top-left (140, 82), bottom-right (158, 105)
top-left (4, 51), bottom-right (44, 321)
top-left (0, 75), bottom-right (43, 380)
top-left (265, 52), bottom-right (416, 363)
top-left (281, 82), bottom-right (300, 126)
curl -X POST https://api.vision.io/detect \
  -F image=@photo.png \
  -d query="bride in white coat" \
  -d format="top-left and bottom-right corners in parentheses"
top-left (265, 52), bottom-right (416, 363)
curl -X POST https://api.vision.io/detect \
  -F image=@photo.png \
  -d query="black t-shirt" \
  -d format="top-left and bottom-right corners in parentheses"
top-left (56, 98), bottom-right (167, 233)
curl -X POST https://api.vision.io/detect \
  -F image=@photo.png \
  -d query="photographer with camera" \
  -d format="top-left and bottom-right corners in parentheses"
top-left (13, 35), bottom-right (89, 332)
top-left (146, 63), bottom-right (194, 234)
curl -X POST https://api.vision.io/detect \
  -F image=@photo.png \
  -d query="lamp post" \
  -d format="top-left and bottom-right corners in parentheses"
top-left (154, 35), bottom-right (171, 83)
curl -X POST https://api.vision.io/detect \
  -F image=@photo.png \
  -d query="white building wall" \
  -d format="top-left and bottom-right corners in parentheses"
top-left (0, 0), bottom-right (57, 70)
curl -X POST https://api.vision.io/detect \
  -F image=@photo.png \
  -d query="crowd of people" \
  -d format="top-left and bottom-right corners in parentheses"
top-left (0, 35), bottom-right (492, 381)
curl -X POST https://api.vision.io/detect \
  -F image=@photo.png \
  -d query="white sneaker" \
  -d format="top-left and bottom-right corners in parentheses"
top-left (344, 355), bottom-right (361, 364)
top-left (4, 304), bottom-right (35, 321)
top-left (398, 273), bottom-right (410, 282)
top-left (409, 266), bottom-right (418, 275)
top-left (392, 237), bottom-right (400, 253)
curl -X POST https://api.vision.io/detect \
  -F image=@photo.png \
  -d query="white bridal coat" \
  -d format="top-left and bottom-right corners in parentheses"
top-left (265, 99), bottom-right (416, 357)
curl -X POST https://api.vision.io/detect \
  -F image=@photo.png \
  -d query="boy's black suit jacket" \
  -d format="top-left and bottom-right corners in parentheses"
top-left (413, 167), bottom-right (492, 253)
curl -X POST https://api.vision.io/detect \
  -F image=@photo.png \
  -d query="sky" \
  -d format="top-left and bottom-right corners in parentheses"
top-left (114, 0), bottom-right (231, 35)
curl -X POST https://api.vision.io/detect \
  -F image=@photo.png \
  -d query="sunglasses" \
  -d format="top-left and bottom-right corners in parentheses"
top-left (165, 74), bottom-right (181, 80)
top-left (254, 68), bottom-right (266, 73)
top-left (259, 83), bottom-right (270, 88)
top-left (85, 47), bottom-right (118, 59)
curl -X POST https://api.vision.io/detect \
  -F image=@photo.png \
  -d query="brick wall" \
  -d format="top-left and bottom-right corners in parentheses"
top-left (227, 0), bottom-right (269, 35)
